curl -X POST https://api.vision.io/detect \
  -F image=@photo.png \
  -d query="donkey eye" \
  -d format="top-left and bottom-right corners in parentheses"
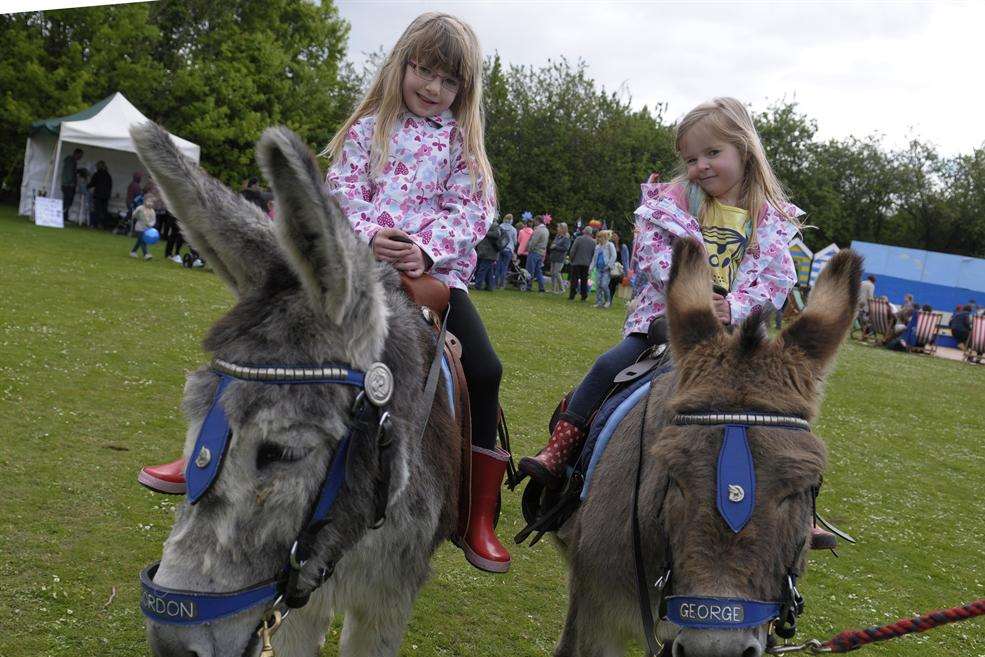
top-left (256, 442), bottom-right (304, 469)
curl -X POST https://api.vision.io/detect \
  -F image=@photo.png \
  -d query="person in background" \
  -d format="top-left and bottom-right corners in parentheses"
top-left (592, 229), bottom-right (617, 308)
top-left (129, 194), bottom-right (157, 260)
top-left (607, 232), bottom-right (625, 301)
top-left (857, 274), bottom-right (876, 336)
top-left (75, 169), bottom-right (91, 227)
top-left (126, 172), bottom-right (143, 210)
top-left (164, 209), bottom-right (185, 264)
top-left (474, 216), bottom-right (501, 291)
top-left (265, 199), bottom-right (276, 220)
top-left (950, 304), bottom-right (972, 347)
top-left (548, 222), bottom-right (571, 294)
top-left (525, 214), bottom-right (549, 292)
top-left (241, 177), bottom-right (266, 210)
top-left (516, 216), bottom-right (533, 270)
top-left (496, 213), bottom-right (516, 288)
top-left (88, 160), bottom-right (113, 229)
top-left (60, 148), bottom-right (83, 223)
top-left (897, 293), bottom-right (915, 324)
top-left (567, 226), bottom-right (596, 301)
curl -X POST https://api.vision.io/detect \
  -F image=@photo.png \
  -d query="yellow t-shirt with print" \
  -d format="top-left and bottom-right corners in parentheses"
top-left (701, 201), bottom-right (751, 293)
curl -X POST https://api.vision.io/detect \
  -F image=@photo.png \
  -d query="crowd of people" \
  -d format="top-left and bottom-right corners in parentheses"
top-left (856, 274), bottom-right (982, 353)
top-left (471, 212), bottom-right (634, 308)
top-left (59, 147), bottom-right (115, 229)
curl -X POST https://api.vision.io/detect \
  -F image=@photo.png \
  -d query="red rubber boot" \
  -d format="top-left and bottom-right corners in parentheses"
top-left (138, 457), bottom-right (187, 494)
top-left (461, 447), bottom-right (511, 573)
top-left (518, 419), bottom-right (585, 488)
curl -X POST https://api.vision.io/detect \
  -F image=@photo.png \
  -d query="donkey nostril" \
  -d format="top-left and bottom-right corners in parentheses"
top-left (672, 641), bottom-right (686, 657)
top-left (742, 646), bottom-right (761, 657)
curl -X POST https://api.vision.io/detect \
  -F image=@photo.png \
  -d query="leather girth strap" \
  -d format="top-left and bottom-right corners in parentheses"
top-left (444, 333), bottom-right (473, 538)
top-left (404, 274), bottom-right (473, 542)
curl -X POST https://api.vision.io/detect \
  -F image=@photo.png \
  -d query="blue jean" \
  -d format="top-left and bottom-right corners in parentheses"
top-left (564, 334), bottom-right (650, 425)
top-left (595, 267), bottom-right (611, 305)
top-left (527, 252), bottom-right (545, 291)
top-left (474, 258), bottom-right (496, 290)
top-left (496, 247), bottom-right (512, 288)
top-left (132, 231), bottom-right (148, 256)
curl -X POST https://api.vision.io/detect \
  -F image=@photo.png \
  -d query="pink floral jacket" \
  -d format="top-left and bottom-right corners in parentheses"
top-left (325, 110), bottom-right (494, 291)
top-left (626, 182), bottom-right (801, 336)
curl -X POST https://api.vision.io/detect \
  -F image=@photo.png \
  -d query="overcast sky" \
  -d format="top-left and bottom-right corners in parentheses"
top-left (338, 1), bottom-right (985, 156)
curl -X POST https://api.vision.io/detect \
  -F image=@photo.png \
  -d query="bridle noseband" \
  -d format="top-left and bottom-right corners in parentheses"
top-left (634, 410), bottom-right (812, 656)
top-left (140, 356), bottom-right (396, 627)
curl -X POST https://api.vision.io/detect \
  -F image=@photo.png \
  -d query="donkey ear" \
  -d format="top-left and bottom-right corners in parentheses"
top-left (255, 127), bottom-right (388, 361)
top-left (781, 249), bottom-right (862, 367)
top-left (129, 122), bottom-right (280, 297)
top-left (666, 238), bottom-right (722, 358)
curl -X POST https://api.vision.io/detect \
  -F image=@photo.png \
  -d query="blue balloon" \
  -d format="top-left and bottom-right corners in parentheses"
top-left (142, 227), bottom-right (160, 245)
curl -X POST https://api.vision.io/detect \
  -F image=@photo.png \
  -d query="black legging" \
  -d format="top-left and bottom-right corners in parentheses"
top-left (447, 289), bottom-right (502, 450)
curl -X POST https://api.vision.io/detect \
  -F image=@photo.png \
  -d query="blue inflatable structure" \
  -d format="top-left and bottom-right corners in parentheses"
top-left (851, 241), bottom-right (985, 311)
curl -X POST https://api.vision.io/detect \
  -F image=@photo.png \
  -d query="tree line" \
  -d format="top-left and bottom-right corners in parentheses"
top-left (2, 2), bottom-right (983, 257)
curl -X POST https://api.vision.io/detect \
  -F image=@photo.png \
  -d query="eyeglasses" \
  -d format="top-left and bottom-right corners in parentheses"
top-left (407, 61), bottom-right (461, 94)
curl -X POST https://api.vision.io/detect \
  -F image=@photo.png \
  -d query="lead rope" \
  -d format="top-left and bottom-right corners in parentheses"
top-left (824, 598), bottom-right (985, 652)
top-left (771, 598), bottom-right (985, 654)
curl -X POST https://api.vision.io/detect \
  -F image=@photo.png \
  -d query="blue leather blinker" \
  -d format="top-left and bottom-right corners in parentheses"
top-left (185, 374), bottom-right (235, 504)
top-left (716, 424), bottom-right (756, 533)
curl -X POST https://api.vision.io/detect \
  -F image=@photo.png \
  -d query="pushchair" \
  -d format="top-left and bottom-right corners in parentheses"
top-left (505, 257), bottom-right (531, 290)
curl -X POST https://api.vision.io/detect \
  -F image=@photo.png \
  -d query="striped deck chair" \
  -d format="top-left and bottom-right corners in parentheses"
top-left (867, 298), bottom-right (894, 344)
top-left (966, 315), bottom-right (985, 363)
top-left (908, 310), bottom-right (944, 354)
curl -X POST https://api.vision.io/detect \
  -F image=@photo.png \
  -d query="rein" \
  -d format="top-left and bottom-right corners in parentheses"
top-left (632, 409), bottom-right (811, 656)
top-left (769, 598), bottom-right (985, 653)
top-left (140, 308), bottom-right (450, 651)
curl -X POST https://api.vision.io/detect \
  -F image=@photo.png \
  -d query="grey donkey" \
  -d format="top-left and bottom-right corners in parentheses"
top-left (131, 122), bottom-right (462, 657)
top-left (552, 239), bottom-right (862, 657)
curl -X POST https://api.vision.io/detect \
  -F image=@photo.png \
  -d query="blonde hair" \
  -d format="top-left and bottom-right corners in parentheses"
top-left (673, 97), bottom-right (800, 243)
top-left (324, 12), bottom-right (494, 200)
top-left (596, 229), bottom-right (611, 245)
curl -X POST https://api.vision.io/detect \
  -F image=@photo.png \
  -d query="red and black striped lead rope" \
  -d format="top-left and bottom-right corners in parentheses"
top-left (769, 598), bottom-right (985, 654)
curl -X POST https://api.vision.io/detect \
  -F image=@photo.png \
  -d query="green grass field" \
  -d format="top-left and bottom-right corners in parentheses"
top-left (1, 205), bottom-right (983, 656)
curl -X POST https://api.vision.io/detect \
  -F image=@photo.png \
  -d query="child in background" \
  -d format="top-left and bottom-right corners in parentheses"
top-left (129, 194), bottom-right (157, 260)
top-left (592, 229), bottom-right (616, 308)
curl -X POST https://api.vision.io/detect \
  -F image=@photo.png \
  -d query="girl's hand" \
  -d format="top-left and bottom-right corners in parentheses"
top-left (372, 228), bottom-right (415, 263)
top-left (712, 293), bottom-right (731, 324)
top-left (393, 245), bottom-right (427, 278)
top-left (647, 172), bottom-right (661, 184)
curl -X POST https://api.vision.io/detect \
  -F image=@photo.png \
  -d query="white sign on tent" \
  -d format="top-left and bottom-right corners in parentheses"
top-left (34, 197), bottom-right (63, 228)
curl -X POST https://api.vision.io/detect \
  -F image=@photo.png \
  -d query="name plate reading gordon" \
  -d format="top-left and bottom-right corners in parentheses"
top-left (141, 591), bottom-right (198, 621)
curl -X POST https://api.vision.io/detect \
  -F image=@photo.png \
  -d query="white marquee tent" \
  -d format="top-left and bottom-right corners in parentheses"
top-left (18, 92), bottom-right (200, 219)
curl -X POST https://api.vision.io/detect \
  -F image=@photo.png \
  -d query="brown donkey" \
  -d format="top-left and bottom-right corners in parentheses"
top-left (553, 238), bottom-right (861, 657)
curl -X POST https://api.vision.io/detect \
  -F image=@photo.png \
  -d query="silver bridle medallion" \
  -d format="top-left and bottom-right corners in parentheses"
top-left (364, 362), bottom-right (394, 407)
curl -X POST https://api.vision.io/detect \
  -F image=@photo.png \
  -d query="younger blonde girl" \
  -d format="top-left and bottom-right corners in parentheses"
top-left (521, 97), bottom-right (802, 485)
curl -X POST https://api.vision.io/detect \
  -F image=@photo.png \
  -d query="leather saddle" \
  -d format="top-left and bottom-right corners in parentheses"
top-left (399, 274), bottom-right (473, 538)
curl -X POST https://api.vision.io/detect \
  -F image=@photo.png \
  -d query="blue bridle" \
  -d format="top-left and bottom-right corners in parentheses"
top-left (634, 411), bottom-right (811, 655)
top-left (662, 414), bottom-right (809, 634)
top-left (140, 358), bottom-right (394, 626)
